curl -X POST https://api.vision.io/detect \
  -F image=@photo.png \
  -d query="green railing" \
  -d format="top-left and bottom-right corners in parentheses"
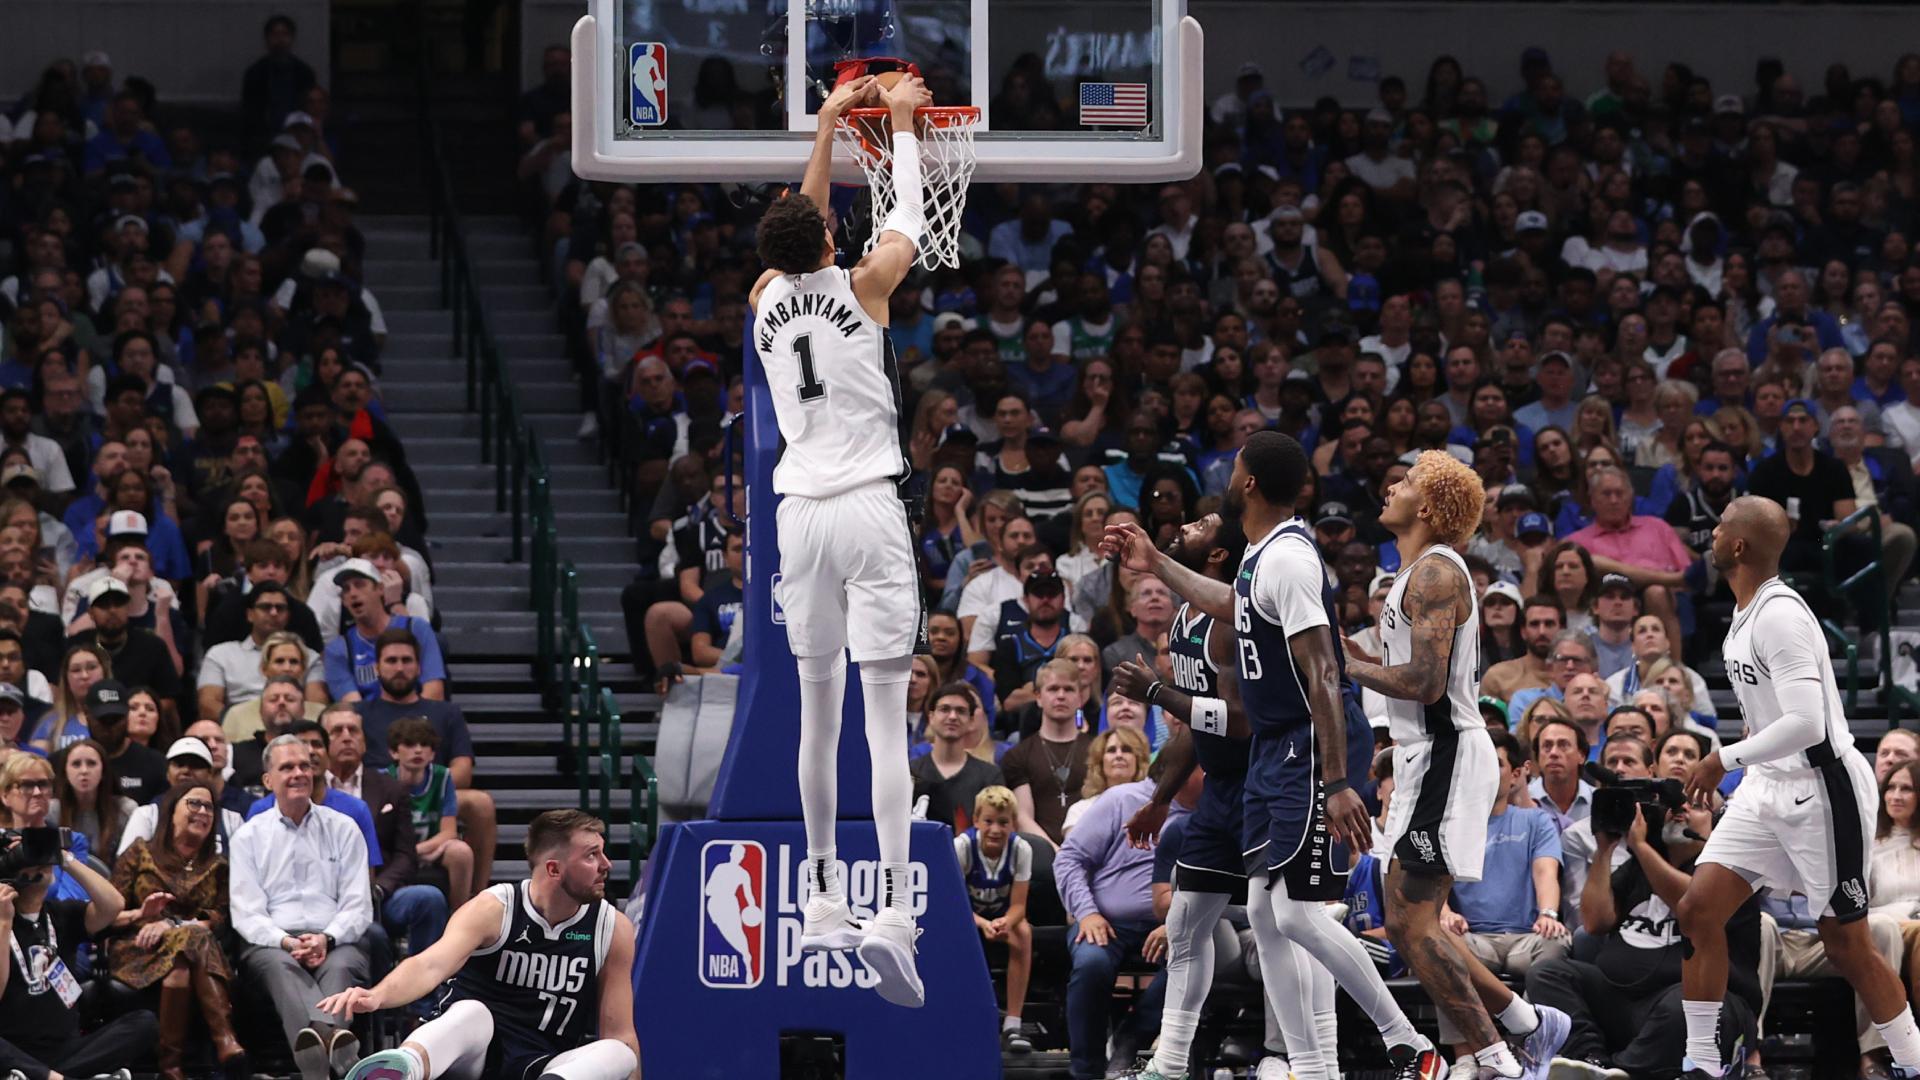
top-left (421, 116), bottom-right (560, 697)
top-left (559, 568), bottom-right (659, 881)
top-left (1820, 508), bottom-right (1920, 725)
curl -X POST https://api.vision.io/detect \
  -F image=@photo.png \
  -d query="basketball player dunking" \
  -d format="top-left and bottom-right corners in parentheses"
top-left (746, 71), bottom-right (934, 1007)
top-left (1342, 451), bottom-right (1570, 1080)
top-left (321, 811), bottom-right (637, 1080)
top-left (1674, 497), bottom-right (1920, 1079)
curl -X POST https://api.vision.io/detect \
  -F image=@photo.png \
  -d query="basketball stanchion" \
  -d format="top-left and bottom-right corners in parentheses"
top-left (630, 321), bottom-right (1002, 1079)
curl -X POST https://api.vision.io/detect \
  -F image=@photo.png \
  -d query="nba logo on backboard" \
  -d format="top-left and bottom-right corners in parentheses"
top-left (699, 840), bottom-right (765, 988)
top-left (629, 43), bottom-right (668, 127)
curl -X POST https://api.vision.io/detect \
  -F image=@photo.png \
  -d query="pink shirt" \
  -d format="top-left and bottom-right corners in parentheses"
top-left (1568, 515), bottom-right (1693, 573)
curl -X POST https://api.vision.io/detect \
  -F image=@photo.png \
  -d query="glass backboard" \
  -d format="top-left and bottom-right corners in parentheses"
top-left (571, 0), bottom-right (1201, 183)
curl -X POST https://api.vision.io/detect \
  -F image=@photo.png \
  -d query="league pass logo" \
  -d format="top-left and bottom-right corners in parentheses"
top-left (695, 843), bottom-right (930, 991)
top-left (629, 43), bottom-right (668, 127)
top-left (699, 840), bottom-right (766, 989)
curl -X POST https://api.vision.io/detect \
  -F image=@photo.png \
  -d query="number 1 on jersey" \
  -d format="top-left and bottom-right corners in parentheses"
top-left (795, 333), bottom-right (826, 402)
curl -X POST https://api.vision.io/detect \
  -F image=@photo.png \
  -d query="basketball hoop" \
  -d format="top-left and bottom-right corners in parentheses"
top-left (828, 60), bottom-right (979, 271)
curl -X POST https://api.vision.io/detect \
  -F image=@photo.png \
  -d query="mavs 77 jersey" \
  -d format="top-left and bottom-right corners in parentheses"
top-left (446, 881), bottom-right (615, 1050)
top-left (754, 267), bottom-right (908, 500)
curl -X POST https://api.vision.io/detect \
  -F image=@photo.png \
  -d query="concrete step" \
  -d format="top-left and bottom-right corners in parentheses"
top-left (364, 259), bottom-right (538, 289)
top-left (440, 622), bottom-right (631, 659)
top-left (381, 308), bottom-right (557, 337)
top-left (424, 486), bottom-right (621, 516)
top-left (410, 462), bottom-right (609, 488)
top-left (432, 535), bottom-right (636, 565)
top-left (474, 720), bottom-right (656, 744)
top-left (377, 380), bottom-right (577, 415)
top-left (372, 285), bottom-right (443, 312)
top-left (382, 411), bottom-right (593, 441)
top-left (435, 583), bottom-right (629, 610)
top-left (473, 288), bottom-right (555, 313)
top-left (384, 332), bottom-right (565, 358)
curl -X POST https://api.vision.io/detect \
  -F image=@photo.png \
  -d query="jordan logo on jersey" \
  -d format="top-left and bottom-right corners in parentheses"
top-left (699, 840), bottom-right (767, 989)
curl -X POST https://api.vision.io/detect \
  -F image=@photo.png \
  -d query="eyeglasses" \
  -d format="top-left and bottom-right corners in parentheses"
top-left (182, 797), bottom-right (214, 811)
top-left (252, 602), bottom-right (288, 613)
top-left (1550, 654), bottom-right (1589, 665)
top-left (10, 779), bottom-right (50, 792)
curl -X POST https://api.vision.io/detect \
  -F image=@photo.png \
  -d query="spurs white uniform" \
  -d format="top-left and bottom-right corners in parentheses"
top-left (1702, 577), bottom-right (1876, 921)
top-left (755, 266), bottom-right (921, 661)
top-left (1376, 545), bottom-right (1501, 881)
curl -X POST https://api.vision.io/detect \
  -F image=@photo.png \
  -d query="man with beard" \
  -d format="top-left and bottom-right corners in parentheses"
top-left (1264, 205), bottom-right (1347, 305)
top-left (1105, 432), bottom-right (1442, 1078)
top-left (321, 810), bottom-right (638, 1080)
top-left (60, 438), bottom-right (130, 543)
top-left (230, 674), bottom-right (321, 789)
top-left (0, 388), bottom-right (75, 497)
top-left (68, 576), bottom-right (183, 718)
top-left (353, 628), bottom-right (493, 900)
top-left (1414, 399), bottom-right (1475, 465)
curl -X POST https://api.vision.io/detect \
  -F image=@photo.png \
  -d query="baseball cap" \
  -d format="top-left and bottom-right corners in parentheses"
top-left (1475, 426), bottom-right (1516, 449)
top-left (1365, 107), bottom-right (1394, 126)
top-left (1318, 319), bottom-right (1356, 346)
top-left (1023, 569), bottom-right (1066, 597)
top-left (1538, 350), bottom-right (1573, 370)
top-left (107, 172), bottom-right (139, 192)
top-left (932, 312), bottom-right (972, 334)
top-left (0, 464), bottom-right (39, 488)
top-left (1271, 205), bottom-right (1305, 222)
top-left (86, 679), bottom-right (128, 719)
top-left (1483, 581), bottom-right (1524, 607)
top-left (165, 737), bottom-right (213, 765)
top-left (82, 50), bottom-right (112, 69)
top-left (0, 684), bottom-right (23, 708)
top-left (1497, 484), bottom-right (1536, 511)
top-left (114, 214), bottom-right (149, 234)
top-left (1713, 94), bottom-right (1745, 117)
top-left (1516, 511), bottom-right (1552, 538)
top-left (1315, 502), bottom-right (1354, 528)
top-left (335, 557), bottom-right (382, 585)
top-left (1516, 210), bottom-right (1549, 233)
top-left (107, 510), bottom-right (149, 538)
top-left (282, 111), bottom-right (316, 130)
top-left (1368, 571), bottom-right (1397, 595)
top-left (1478, 696), bottom-right (1511, 724)
top-left (1238, 62), bottom-right (1264, 80)
top-left (1683, 116), bottom-right (1712, 136)
top-left (269, 133), bottom-right (304, 154)
top-left (1599, 572), bottom-right (1636, 595)
top-left (87, 576), bottom-right (131, 605)
top-left (301, 248), bottom-right (342, 279)
top-left (1782, 398), bottom-right (1819, 420)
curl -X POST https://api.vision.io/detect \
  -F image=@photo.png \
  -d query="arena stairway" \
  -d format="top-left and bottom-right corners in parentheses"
top-left (364, 214), bottom-right (658, 890)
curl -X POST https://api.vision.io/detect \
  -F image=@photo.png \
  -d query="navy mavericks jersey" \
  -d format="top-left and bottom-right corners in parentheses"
top-left (1232, 521), bottom-right (1346, 737)
top-left (445, 880), bottom-right (616, 1048)
top-left (1170, 601), bottom-right (1247, 782)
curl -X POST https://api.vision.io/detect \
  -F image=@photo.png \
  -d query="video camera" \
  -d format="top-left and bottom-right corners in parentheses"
top-left (0, 827), bottom-right (63, 884)
top-left (1590, 777), bottom-right (1686, 837)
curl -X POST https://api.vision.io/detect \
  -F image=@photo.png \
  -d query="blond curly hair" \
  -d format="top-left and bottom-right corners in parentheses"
top-left (1412, 450), bottom-right (1484, 546)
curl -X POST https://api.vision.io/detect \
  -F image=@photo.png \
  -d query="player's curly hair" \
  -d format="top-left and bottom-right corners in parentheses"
top-left (1411, 449), bottom-right (1483, 547)
top-left (756, 193), bottom-right (829, 274)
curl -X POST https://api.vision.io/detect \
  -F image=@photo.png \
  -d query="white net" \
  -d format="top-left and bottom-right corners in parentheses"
top-left (835, 107), bottom-right (980, 271)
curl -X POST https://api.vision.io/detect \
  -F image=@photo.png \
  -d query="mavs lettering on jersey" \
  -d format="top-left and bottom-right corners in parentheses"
top-left (444, 880), bottom-right (609, 1046)
top-left (495, 950), bottom-right (592, 994)
top-left (699, 840), bottom-right (767, 989)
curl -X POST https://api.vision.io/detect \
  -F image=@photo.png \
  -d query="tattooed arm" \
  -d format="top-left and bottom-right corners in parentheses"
top-left (1343, 554), bottom-right (1464, 703)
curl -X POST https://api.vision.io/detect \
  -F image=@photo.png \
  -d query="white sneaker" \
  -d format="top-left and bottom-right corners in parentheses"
top-left (1255, 1058), bottom-right (1296, 1080)
top-left (577, 412), bottom-right (598, 440)
top-left (799, 895), bottom-right (865, 952)
top-left (857, 908), bottom-right (924, 1008)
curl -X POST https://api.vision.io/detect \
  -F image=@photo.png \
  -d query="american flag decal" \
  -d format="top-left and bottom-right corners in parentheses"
top-left (1079, 82), bottom-right (1149, 127)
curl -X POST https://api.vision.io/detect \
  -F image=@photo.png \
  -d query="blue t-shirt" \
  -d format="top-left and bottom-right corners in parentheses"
top-left (1449, 807), bottom-right (1561, 933)
top-left (324, 615), bottom-right (448, 700)
top-left (28, 713), bottom-right (89, 751)
top-left (690, 579), bottom-right (743, 652)
top-left (245, 791), bottom-right (385, 866)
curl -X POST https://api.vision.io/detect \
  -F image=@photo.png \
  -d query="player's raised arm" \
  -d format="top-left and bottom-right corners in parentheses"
top-left (1099, 518), bottom-right (1235, 621)
top-left (317, 890), bottom-right (507, 1018)
top-left (1342, 555), bottom-right (1462, 704)
top-left (800, 75), bottom-right (875, 207)
top-left (851, 74), bottom-right (934, 318)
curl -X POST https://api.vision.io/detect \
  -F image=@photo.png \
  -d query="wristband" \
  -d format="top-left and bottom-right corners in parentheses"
top-left (1191, 696), bottom-right (1228, 736)
top-left (1538, 910), bottom-right (1560, 920)
top-left (1144, 680), bottom-right (1164, 706)
top-left (1322, 777), bottom-right (1352, 797)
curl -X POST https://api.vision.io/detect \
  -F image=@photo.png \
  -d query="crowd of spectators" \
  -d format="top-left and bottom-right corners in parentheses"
top-left (523, 33), bottom-right (1920, 1079)
top-left (0, 18), bottom-right (502, 1080)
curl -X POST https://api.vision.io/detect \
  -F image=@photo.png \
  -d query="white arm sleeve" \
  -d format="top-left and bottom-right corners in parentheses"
top-left (880, 130), bottom-right (926, 246)
top-left (1721, 607), bottom-right (1830, 770)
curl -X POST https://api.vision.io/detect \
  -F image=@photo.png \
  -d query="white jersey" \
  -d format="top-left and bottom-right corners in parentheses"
top-left (1721, 576), bottom-right (1855, 778)
top-left (754, 266), bottom-right (907, 499)
top-left (1378, 545), bottom-right (1482, 742)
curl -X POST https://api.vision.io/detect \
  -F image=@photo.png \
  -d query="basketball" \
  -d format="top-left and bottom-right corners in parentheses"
top-left (871, 70), bottom-right (908, 93)
top-left (739, 905), bottom-right (764, 928)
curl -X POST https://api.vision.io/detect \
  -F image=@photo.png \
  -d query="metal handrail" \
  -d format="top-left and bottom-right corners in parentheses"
top-left (1819, 506), bottom-right (1918, 724)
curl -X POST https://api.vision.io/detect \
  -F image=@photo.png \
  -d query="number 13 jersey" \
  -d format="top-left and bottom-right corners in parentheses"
top-left (754, 267), bottom-right (908, 499)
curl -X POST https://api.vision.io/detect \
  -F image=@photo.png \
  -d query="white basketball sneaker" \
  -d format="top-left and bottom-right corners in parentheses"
top-left (799, 895), bottom-right (865, 952)
top-left (857, 908), bottom-right (925, 1008)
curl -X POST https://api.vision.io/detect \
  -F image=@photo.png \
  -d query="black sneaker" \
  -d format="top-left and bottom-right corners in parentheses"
top-left (1388, 1043), bottom-right (1445, 1080)
top-left (1001, 1027), bottom-right (1032, 1054)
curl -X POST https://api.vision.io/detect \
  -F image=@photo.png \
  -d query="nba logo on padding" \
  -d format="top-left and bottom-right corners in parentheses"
top-left (629, 43), bottom-right (668, 127)
top-left (699, 840), bottom-right (765, 988)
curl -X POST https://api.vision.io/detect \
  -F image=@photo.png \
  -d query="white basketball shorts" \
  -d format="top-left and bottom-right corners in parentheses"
top-left (1699, 749), bottom-right (1877, 922)
top-left (1379, 725), bottom-right (1500, 882)
top-left (773, 479), bottom-right (921, 662)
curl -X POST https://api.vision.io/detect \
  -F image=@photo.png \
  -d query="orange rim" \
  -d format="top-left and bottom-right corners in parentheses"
top-left (840, 106), bottom-right (980, 160)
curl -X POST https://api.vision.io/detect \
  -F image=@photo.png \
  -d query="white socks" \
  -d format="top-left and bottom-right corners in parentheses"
top-left (1473, 1041), bottom-right (1521, 1078)
top-left (1496, 993), bottom-right (1538, 1037)
top-left (1683, 999), bottom-right (1723, 1072)
top-left (1877, 1006), bottom-right (1920, 1070)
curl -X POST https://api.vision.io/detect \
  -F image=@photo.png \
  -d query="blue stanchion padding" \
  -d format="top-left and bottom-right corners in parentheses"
top-left (632, 819), bottom-right (1002, 1078)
